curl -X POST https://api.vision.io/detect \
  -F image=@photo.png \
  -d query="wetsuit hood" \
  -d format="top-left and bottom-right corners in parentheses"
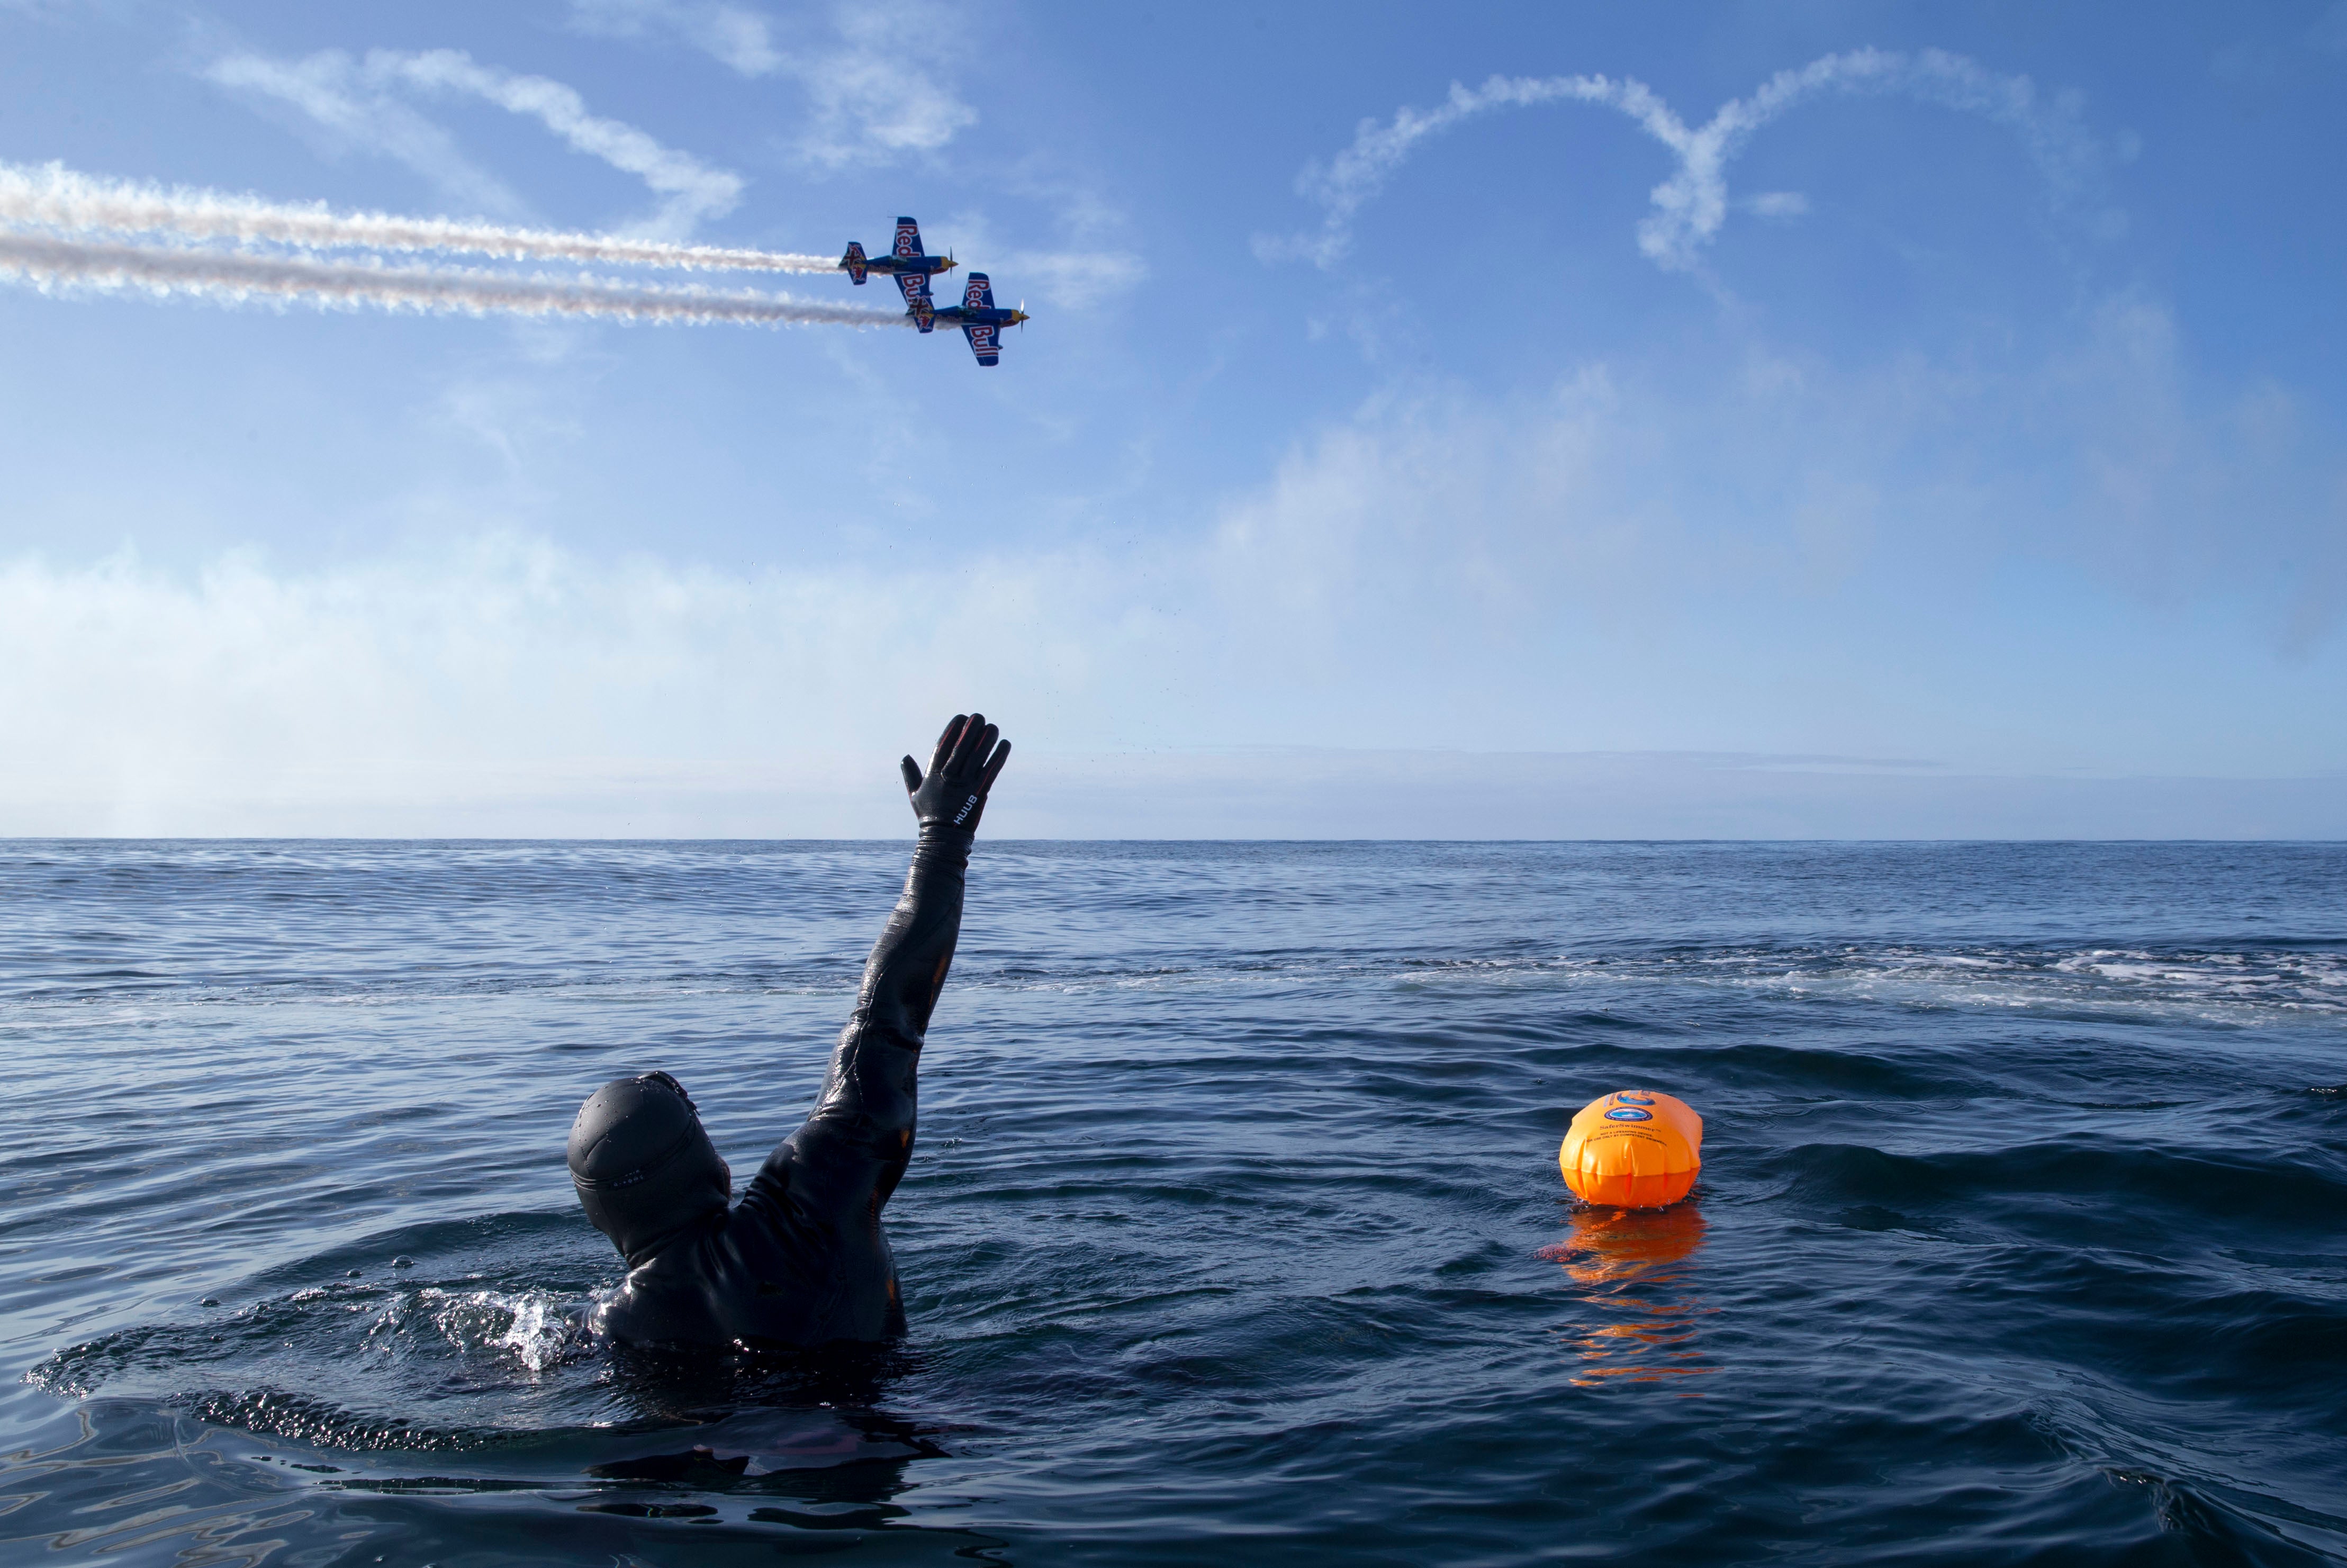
top-left (567, 1073), bottom-right (730, 1267)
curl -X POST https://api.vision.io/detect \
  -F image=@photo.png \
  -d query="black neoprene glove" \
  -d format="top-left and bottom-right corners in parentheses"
top-left (900, 713), bottom-right (1012, 838)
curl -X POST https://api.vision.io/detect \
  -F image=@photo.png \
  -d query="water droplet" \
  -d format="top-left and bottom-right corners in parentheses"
top-left (199, 1297), bottom-right (219, 1307)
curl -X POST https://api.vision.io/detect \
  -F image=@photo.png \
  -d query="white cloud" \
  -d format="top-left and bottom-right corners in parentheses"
top-left (1005, 249), bottom-right (1145, 310)
top-left (1014, 180), bottom-right (1149, 308)
top-left (566, 0), bottom-right (784, 76)
top-left (936, 188), bottom-right (1150, 311)
top-left (789, 7), bottom-right (976, 168)
top-left (938, 214), bottom-right (1150, 312)
top-left (1744, 191), bottom-right (1810, 219)
top-left (0, 535), bottom-right (1122, 835)
top-left (366, 49), bottom-right (744, 237)
top-left (206, 48), bottom-right (747, 238)
top-left (1205, 296), bottom-right (2347, 654)
top-left (566, 0), bottom-right (976, 167)
top-left (4, 537), bottom-right (2339, 838)
top-left (1262, 47), bottom-right (2113, 271)
top-left (4, 285), bottom-right (2339, 835)
top-left (205, 50), bottom-right (525, 218)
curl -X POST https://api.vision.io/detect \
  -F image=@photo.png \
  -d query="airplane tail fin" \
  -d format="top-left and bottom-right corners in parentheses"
top-left (842, 240), bottom-right (868, 284)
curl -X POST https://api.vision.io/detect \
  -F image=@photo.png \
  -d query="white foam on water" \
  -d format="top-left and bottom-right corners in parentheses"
top-left (369, 1285), bottom-right (592, 1374)
top-left (1325, 943), bottom-right (2347, 1028)
top-left (932, 944), bottom-right (2347, 1033)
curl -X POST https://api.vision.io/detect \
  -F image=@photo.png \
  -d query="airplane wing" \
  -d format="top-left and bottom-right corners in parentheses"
top-left (902, 274), bottom-right (935, 332)
top-left (963, 322), bottom-right (1001, 366)
top-left (894, 217), bottom-right (923, 259)
top-left (963, 273), bottom-right (995, 311)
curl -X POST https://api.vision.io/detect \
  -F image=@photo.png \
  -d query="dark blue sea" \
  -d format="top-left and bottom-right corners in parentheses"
top-left (3, 841), bottom-right (2343, 1566)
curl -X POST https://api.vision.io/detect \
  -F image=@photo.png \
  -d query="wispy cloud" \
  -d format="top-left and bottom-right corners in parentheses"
top-left (1743, 191), bottom-right (1810, 219)
top-left (1018, 182), bottom-right (1148, 308)
top-left (369, 49), bottom-right (744, 237)
top-left (3, 479), bottom-right (2338, 837)
top-left (566, 0), bottom-right (976, 168)
top-left (206, 47), bottom-right (748, 238)
top-left (0, 534), bottom-right (1120, 834)
top-left (205, 49), bottom-right (524, 218)
top-left (1204, 294), bottom-right (2347, 655)
top-left (566, 0), bottom-right (784, 77)
top-left (787, 6), bottom-right (977, 169)
top-left (1261, 47), bottom-right (2112, 271)
top-left (1007, 250), bottom-right (1145, 310)
top-left (0, 285), bottom-right (2340, 834)
top-left (941, 183), bottom-right (1149, 311)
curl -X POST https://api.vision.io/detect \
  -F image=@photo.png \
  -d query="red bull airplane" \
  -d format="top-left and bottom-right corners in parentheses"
top-left (905, 272), bottom-right (1030, 367)
top-left (839, 217), bottom-right (956, 309)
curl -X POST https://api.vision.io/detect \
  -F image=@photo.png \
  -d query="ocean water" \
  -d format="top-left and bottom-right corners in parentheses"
top-left (2, 839), bottom-right (2343, 1567)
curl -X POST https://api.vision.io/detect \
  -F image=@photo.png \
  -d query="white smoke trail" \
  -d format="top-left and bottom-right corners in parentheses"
top-left (0, 160), bottom-right (842, 273)
top-left (0, 231), bottom-right (908, 328)
top-left (1266, 47), bottom-right (2108, 270)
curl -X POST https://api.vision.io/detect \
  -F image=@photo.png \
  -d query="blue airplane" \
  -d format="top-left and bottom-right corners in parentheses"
top-left (839, 217), bottom-right (956, 310)
top-left (905, 271), bottom-right (1030, 367)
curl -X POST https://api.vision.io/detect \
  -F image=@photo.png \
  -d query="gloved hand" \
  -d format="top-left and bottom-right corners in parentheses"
top-left (900, 713), bottom-right (1012, 838)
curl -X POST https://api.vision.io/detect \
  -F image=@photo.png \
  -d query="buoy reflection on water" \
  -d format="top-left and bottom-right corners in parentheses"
top-left (1539, 1202), bottom-right (1715, 1390)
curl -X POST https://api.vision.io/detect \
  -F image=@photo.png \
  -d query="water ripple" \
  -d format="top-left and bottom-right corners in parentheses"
top-left (4, 841), bottom-right (2344, 1564)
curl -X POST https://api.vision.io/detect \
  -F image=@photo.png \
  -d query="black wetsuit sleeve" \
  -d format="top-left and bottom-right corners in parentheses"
top-left (749, 828), bottom-right (969, 1230)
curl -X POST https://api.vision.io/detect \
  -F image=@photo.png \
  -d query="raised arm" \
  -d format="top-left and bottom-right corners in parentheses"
top-left (746, 715), bottom-right (1011, 1230)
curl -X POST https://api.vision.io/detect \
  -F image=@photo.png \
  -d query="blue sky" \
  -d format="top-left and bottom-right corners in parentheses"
top-left (2, 0), bottom-right (2343, 836)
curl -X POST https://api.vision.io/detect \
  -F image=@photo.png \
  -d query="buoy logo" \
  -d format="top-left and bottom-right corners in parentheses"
top-left (1563, 1089), bottom-right (1701, 1209)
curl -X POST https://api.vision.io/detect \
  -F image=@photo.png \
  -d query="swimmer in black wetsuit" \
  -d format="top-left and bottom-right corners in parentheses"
top-left (566, 714), bottom-right (1010, 1348)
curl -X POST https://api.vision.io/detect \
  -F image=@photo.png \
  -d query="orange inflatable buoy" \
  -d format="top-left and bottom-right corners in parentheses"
top-left (1559, 1090), bottom-right (1702, 1208)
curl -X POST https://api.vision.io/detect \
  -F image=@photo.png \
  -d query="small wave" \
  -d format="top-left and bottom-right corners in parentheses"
top-left (10, 937), bottom-right (2343, 1029)
top-left (1762, 1137), bottom-right (2347, 1241)
top-left (1457, 943), bottom-right (2347, 1025)
top-left (30, 1276), bottom-right (610, 1448)
top-left (935, 943), bottom-right (2347, 1033)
